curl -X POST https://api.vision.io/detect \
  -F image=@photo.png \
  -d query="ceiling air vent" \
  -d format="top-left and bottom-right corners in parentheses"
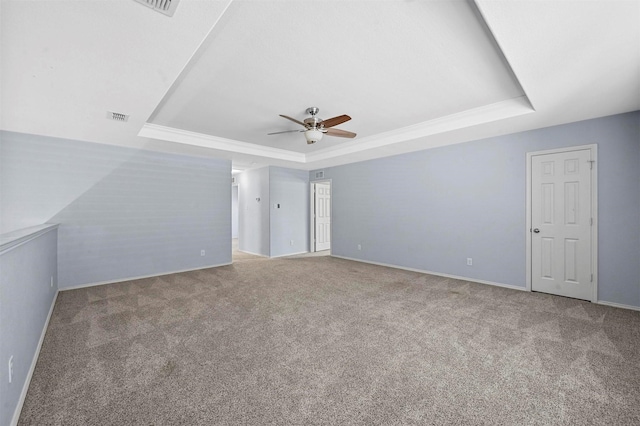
top-left (315, 171), bottom-right (325, 179)
top-left (107, 111), bottom-right (129, 122)
top-left (133, 0), bottom-right (180, 17)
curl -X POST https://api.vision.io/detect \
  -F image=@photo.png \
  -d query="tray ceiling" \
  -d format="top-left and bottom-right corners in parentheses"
top-left (2, 0), bottom-right (638, 170)
top-left (147, 0), bottom-right (526, 156)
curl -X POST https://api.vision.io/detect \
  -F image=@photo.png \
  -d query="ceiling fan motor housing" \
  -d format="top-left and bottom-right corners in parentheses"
top-left (304, 117), bottom-right (322, 127)
top-left (304, 107), bottom-right (323, 129)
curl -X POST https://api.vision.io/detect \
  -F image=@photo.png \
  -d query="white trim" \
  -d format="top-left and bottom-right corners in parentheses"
top-left (141, 97), bottom-right (533, 167)
top-left (60, 263), bottom-right (232, 291)
top-left (139, 123), bottom-right (306, 163)
top-left (237, 249), bottom-right (269, 258)
top-left (596, 300), bottom-right (640, 312)
top-left (306, 97), bottom-right (534, 163)
top-left (590, 147), bottom-right (599, 303)
top-left (309, 179), bottom-right (332, 253)
top-left (525, 144), bottom-right (598, 302)
top-left (270, 250), bottom-right (309, 259)
top-left (0, 224), bottom-right (59, 255)
top-left (11, 290), bottom-right (59, 426)
top-left (309, 182), bottom-right (314, 252)
top-left (331, 255), bottom-right (526, 292)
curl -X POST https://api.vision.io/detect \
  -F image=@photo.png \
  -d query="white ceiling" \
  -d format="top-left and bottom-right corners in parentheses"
top-left (2, 0), bottom-right (639, 171)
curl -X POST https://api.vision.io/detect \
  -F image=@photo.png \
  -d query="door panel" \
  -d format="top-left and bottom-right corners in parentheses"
top-left (564, 239), bottom-right (578, 282)
top-left (531, 149), bottom-right (592, 300)
top-left (315, 183), bottom-right (331, 251)
top-left (542, 183), bottom-right (554, 224)
top-left (541, 237), bottom-right (554, 279)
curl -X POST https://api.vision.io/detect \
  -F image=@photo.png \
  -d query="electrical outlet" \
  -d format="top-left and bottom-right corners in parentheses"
top-left (467, 258), bottom-right (473, 266)
top-left (290, 240), bottom-right (294, 246)
top-left (357, 244), bottom-right (362, 250)
top-left (200, 250), bottom-right (205, 256)
top-left (8, 356), bottom-right (13, 384)
top-left (50, 276), bottom-right (53, 287)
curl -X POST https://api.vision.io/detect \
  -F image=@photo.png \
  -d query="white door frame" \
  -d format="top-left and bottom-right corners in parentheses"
top-left (525, 144), bottom-right (598, 302)
top-left (309, 179), bottom-right (332, 253)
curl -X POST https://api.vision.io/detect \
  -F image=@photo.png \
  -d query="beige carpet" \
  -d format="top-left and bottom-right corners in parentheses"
top-left (19, 255), bottom-right (640, 425)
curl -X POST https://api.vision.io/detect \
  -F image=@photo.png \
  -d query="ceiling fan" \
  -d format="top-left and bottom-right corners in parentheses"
top-left (268, 107), bottom-right (356, 144)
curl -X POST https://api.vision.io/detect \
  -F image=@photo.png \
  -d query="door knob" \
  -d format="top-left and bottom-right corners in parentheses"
top-left (533, 228), bottom-right (540, 233)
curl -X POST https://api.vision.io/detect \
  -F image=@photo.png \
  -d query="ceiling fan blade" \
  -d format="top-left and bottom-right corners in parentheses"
top-left (267, 129), bottom-right (303, 135)
top-left (279, 114), bottom-right (306, 127)
top-left (322, 114), bottom-right (351, 128)
top-left (325, 128), bottom-right (356, 138)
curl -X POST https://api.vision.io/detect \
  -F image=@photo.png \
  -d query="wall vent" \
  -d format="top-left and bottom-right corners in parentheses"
top-left (315, 171), bottom-right (325, 179)
top-left (107, 111), bottom-right (129, 122)
top-left (133, 0), bottom-right (180, 17)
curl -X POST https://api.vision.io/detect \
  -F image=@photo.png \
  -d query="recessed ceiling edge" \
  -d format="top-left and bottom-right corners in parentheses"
top-left (139, 96), bottom-right (534, 166)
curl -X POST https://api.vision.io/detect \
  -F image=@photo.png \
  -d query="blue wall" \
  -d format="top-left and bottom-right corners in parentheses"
top-left (1, 131), bottom-right (232, 289)
top-left (312, 112), bottom-right (640, 308)
top-left (238, 167), bottom-right (270, 256)
top-left (270, 167), bottom-right (309, 257)
top-left (0, 227), bottom-right (58, 426)
top-left (237, 166), bottom-right (309, 257)
top-left (232, 185), bottom-right (239, 239)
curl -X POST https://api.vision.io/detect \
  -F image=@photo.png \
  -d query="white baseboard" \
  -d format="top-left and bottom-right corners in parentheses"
top-left (330, 255), bottom-right (526, 292)
top-left (330, 256), bottom-right (640, 311)
top-left (60, 262), bottom-right (232, 291)
top-left (241, 249), bottom-right (311, 259)
top-left (270, 251), bottom-right (309, 259)
top-left (11, 290), bottom-right (59, 426)
top-left (237, 249), bottom-right (269, 258)
top-left (596, 300), bottom-right (640, 312)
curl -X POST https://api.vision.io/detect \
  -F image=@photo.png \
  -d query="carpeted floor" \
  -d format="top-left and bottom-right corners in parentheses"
top-left (19, 254), bottom-right (640, 425)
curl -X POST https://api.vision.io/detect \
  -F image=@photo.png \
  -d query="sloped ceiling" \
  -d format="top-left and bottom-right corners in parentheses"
top-left (1, 0), bottom-right (638, 171)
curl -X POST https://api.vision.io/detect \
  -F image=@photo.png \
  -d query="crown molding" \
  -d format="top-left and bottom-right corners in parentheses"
top-left (138, 124), bottom-right (306, 163)
top-left (305, 96), bottom-right (534, 163)
top-left (139, 96), bottom-right (533, 166)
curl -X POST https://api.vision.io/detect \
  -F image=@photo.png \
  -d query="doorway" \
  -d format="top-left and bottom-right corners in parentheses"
top-left (526, 145), bottom-right (598, 301)
top-left (310, 181), bottom-right (331, 252)
top-left (231, 180), bottom-right (240, 258)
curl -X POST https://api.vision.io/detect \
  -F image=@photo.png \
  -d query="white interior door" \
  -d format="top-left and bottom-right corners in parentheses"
top-left (314, 183), bottom-right (331, 251)
top-left (531, 149), bottom-right (593, 300)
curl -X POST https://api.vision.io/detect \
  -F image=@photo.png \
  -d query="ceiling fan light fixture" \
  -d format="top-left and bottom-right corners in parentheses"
top-left (304, 128), bottom-right (323, 144)
top-left (270, 107), bottom-right (354, 143)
